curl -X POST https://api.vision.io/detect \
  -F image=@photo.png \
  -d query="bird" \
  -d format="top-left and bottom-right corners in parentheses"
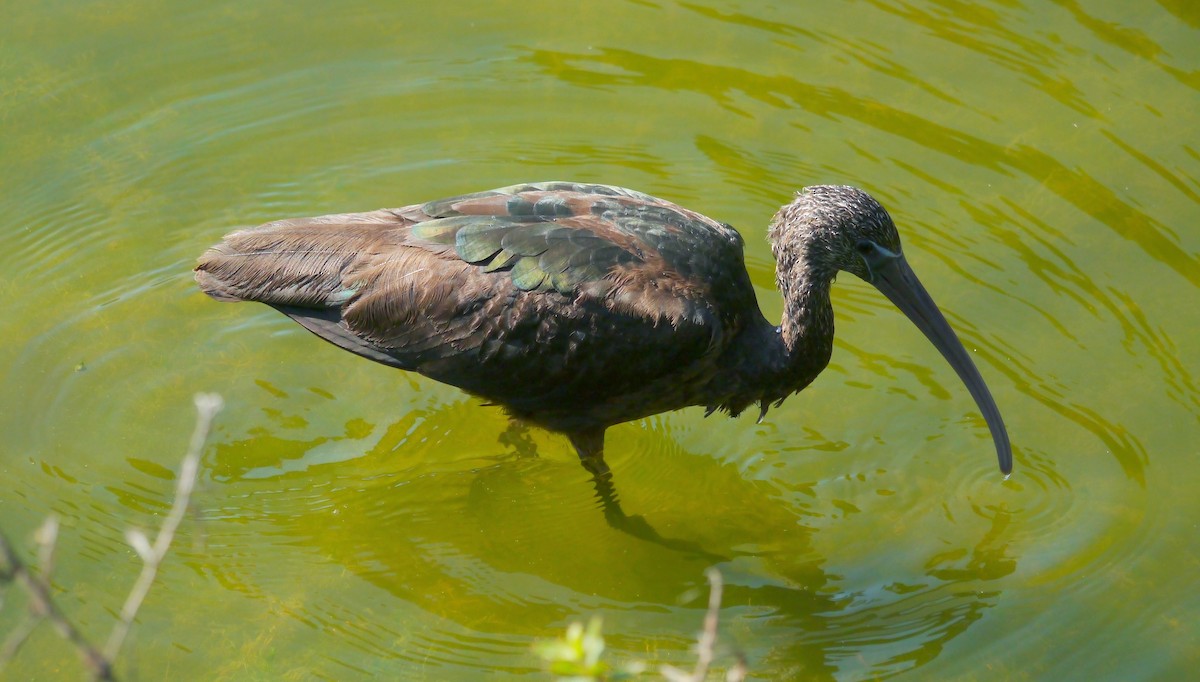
top-left (196, 181), bottom-right (1012, 486)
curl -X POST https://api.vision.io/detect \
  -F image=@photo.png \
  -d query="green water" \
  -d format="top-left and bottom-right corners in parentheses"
top-left (3, 1), bottom-right (1198, 679)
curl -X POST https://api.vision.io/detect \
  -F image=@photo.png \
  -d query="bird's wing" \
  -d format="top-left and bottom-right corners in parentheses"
top-left (407, 181), bottom-right (752, 328)
top-left (197, 182), bottom-right (754, 383)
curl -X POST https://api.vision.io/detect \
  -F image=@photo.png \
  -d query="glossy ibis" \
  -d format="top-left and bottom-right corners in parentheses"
top-left (196, 182), bottom-right (1012, 488)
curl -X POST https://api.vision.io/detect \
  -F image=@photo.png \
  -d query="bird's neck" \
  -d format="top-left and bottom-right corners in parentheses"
top-left (774, 254), bottom-right (836, 391)
top-left (708, 238), bottom-right (836, 419)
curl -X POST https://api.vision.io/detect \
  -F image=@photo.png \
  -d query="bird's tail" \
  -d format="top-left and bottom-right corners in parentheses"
top-left (195, 211), bottom-right (404, 309)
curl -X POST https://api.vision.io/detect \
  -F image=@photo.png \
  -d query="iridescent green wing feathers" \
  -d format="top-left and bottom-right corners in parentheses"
top-left (411, 181), bottom-right (747, 301)
top-left (410, 215), bottom-right (637, 295)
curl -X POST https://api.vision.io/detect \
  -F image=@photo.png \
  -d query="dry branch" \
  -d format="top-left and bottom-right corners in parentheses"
top-left (0, 393), bottom-right (222, 681)
top-left (660, 568), bottom-right (746, 682)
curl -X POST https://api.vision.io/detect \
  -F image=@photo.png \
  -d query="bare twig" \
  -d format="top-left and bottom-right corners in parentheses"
top-left (0, 613), bottom-right (42, 667)
top-left (103, 392), bottom-right (222, 662)
top-left (695, 567), bottom-right (721, 674)
top-left (726, 656), bottom-right (748, 682)
top-left (661, 568), bottom-right (745, 682)
top-left (0, 516), bottom-right (64, 664)
top-left (0, 393), bottom-right (222, 681)
top-left (0, 530), bottom-right (111, 679)
top-left (35, 516), bottom-right (59, 579)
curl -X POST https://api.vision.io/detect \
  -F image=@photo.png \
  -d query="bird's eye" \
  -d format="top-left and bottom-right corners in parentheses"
top-left (855, 240), bottom-right (875, 255)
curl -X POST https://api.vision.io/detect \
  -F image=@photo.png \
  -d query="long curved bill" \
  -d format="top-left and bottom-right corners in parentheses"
top-left (869, 252), bottom-right (1012, 475)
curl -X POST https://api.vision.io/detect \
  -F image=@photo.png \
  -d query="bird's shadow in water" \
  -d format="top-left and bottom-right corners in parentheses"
top-left (497, 420), bottom-right (727, 562)
top-left (204, 395), bottom-right (834, 604)
top-left (199, 394), bottom-right (1018, 679)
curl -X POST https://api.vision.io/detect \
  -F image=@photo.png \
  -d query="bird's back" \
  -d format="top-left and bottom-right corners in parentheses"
top-left (196, 182), bottom-right (764, 432)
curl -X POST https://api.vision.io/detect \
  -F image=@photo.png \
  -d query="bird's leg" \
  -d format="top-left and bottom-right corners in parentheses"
top-left (567, 428), bottom-right (612, 481)
top-left (568, 428), bottom-right (646, 533)
top-left (566, 428), bottom-right (723, 561)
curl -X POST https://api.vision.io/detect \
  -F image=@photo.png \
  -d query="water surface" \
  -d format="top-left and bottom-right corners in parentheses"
top-left (2, 1), bottom-right (1198, 679)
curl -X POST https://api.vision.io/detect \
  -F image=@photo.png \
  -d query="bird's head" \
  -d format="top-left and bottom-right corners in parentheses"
top-left (771, 184), bottom-right (903, 283)
top-left (771, 184), bottom-right (1012, 476)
